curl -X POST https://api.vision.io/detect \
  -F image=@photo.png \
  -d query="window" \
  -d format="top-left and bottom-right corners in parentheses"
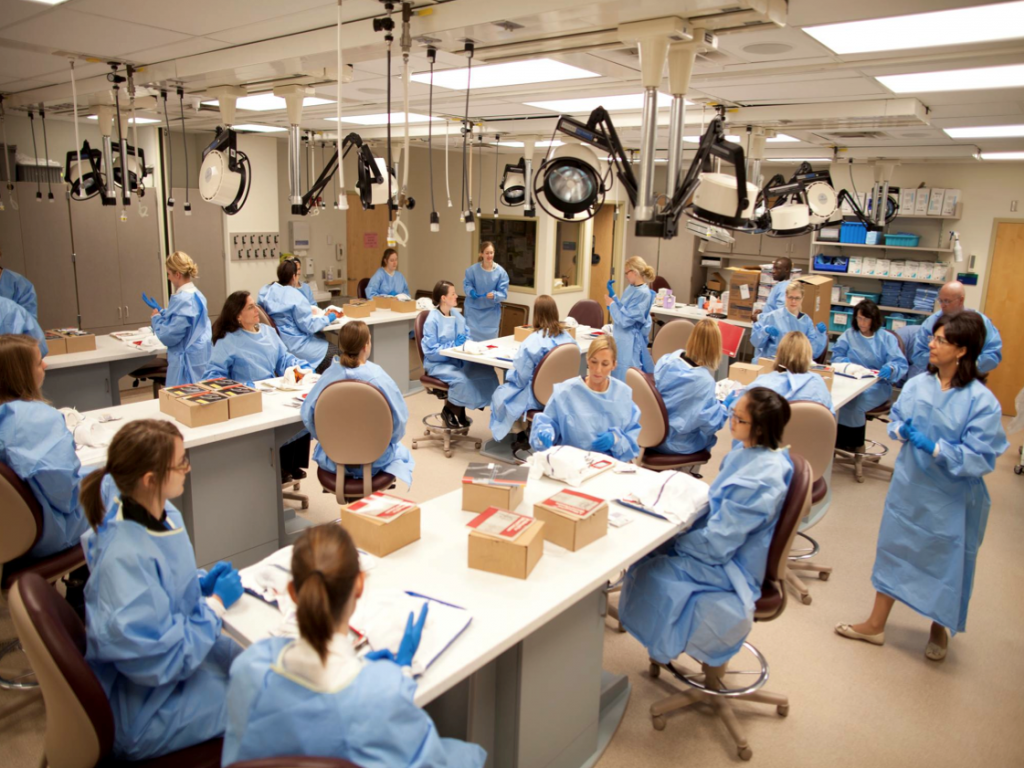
top-left (554, 220), bottom-right (583, 291)
top-left (477, 216), bottom-right (538, 291)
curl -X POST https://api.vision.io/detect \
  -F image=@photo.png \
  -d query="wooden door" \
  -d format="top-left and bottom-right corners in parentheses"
top-left (116, 203), bottom-right (164, 328)
top-left (70, 194), bottom-right (123, 329)
top-left (171, 187), bottom-right (226, 319)
top-left (18, 183), bottom-right (79, 329)
top-left (984, 221), bottom-right (1024, 415)
top-left (588, 204), bottom-right (616, 324)
top-left (345, 193), bottom-right (390, 297)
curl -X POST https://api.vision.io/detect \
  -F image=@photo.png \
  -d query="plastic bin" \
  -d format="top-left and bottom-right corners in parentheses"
top-left (846, 291), bottom-right (881, 305)
top-left (885, 314), bottom-right (910, 331)
top-left (884, 233), bottom-right (921, 247)
top-left (830, 307), bottom-right (854, 333)
top-left (813, 254), bottom-right (849, 273)
top-left (840, 222), bottom-right (868, 244)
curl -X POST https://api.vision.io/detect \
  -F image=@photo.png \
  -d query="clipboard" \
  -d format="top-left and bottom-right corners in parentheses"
top-left (718, 321), bottom-right (745, 359)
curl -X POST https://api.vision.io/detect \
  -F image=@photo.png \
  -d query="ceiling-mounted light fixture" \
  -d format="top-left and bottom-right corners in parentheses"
top-left (199, 128), bottom-right (250, 215)
top-left (426, 45), bottom-right (439, 232)
top-left (201, 94), bottom-right (334, 111)
top-left (499, 157), bottom-right (527, 206)
top-left (533, 142), bottom-right (608, 222)
top-left (411, 58), bottom-right (598, 90)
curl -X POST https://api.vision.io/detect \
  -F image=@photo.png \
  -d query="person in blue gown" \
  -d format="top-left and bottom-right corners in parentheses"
top-left (652, 319), bottom-right (728, 456)
top-left (836, 312), bottom-right (1008, 662)
top-left (0, 334), bottom-right (89, 558)
top-left (489, 294), bottom-right (577, 442)
top-left (831, 300), bottom-right (907, 450)
top-left (366, 248), bottom-right (411, 299)
top-left (462, 241), bottom-right (509, 341)
top-left (893, 324), bottom-right (927, 385)
top-left (302, 320), bottom-right (414, 489)
top-left (150, 252), bottom-right (212, 387)
top-left (0, 295), bottom-right (47, 356)
top-left (750, 280), bottom-right (827, 361)
top-left (81, 419), bottom-right (244, 760)
top-left (261, 260), bottom-right (339, 372)
top-left (529, 335), bottom-right (641, 462)
top-left (421, 280), bottom-right (499, 429)
top-left (606, 255), bottom-right (655, 381)
top-left (908, 281), bottom-right (1002, 376)
top-left (618, 388), bottom-right (793, 667)
top-left (222, 524), bottom-right (486, 767)
top-left (0, 251), bottom-right (38, 317)
top-left (737, 332), bottom-right (834, 416)
top-left (753, 257), bottom-right (792, 320)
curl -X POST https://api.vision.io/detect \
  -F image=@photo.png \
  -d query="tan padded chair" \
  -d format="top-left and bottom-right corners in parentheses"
top-left (256, 303), bottom-right (276, 330)
top-left (624, 367), bottom-right (712, 476)
top-left (526, 342), bottom-right (584, 422)
top-left (647, 453), bottom-right (812, 762)
top-left (780, 401), bottom-right (838, 604)
top-left (9, 573), bottom-right (223, 768)
top-left (1, 461), bottom-right (87, 691)
top-left (411, 310), bottom-right (481, 459)
top-left (651, 319), bottom-right (695, 365)
top-left (231, 759), bottom-right (361, 768)
top-left (313, 379), bottom-right (398, 503)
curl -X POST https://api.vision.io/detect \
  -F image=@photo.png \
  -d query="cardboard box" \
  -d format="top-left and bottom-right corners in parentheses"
top-left (875, 259), bottom-right (891, 277)
top-left (914, 189), bottom-right (930, 215)
top-left (534, 490), bottom-right (608, 552)
top-left (905, 260), bottom-right (920, 279)
top-left (726, 267), bottom-right (761, 322)
top-left (729, 361), bottom-right (768, 386)
top-left (218, 385), bottom-right (263, 418)
top-left (159, 383), bottom-right (210, 409)
top-left (706, 271), bottom-right (727, 292)
top-left (165, 390), bottom-right (231, 428)
top-left (848, 257), bottom-right (863, 275)
top-left (942, 189), bottom-right (960, 217)
top-left (390, 298), bottom-right (418, 313)
top-left (463, 480), bottom-right (525, 514)
top-left (900, 189), bottom-right (916, 213)
top-left (810, 365), bottom-right (834, 392)
top-left (467, 512), bottom-right (544, 580)
top-left (51, 330), bottom-right (96, 353)
top-left (367, 296), bottom-right (391, 310)
top-left (343, 300), bottom-right (376, 318)
top-left (44, 332), bottom-right (67, 356)
top-left (341, 494), bottom-right (421, 557)
top-left (891, 260), bottom-right (905, 278)
top-left (863, 257), bottom-right (877, 276)
top-left (513, 325), bottom-right (575, 342)
top-left (796, 275), bottom-right (834, 326)
top-left (927, 189), bottom-right (946, 216)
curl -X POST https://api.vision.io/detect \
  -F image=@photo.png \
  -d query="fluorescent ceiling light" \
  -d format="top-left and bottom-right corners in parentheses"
top-left (526, 92), bottom-right (682, 113)
top-left (326, 112), bottom-right (439, 125)
top-left (493, 140), bottom-right (564, 147)
top-left (87, 115), bottom-right (160, 125)
top-left (764, 158), bottom-right (832, 163)
top-left (877, 64), bottom-right (1024, 94)
top-left (26, 0), bottom-right (69, 5)
top-left (980, 151), bottom-right (1024, 160)
top-left (804, 1), bottom-right (1024, 55)
top-left (768, 134), bottom-right (798, 143)
top-left (684, 134), bottom-right (740, 143)
top-left (945, 125), bottom-right (1024, 139)
top-left (411, 58), bottom-right (598, 90)
top-left (203, 94), bottom-right (334, 112)
top-left (232, 124), bottom-right (287, 133)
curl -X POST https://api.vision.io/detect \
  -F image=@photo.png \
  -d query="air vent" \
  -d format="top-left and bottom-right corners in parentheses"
top-left (493, 20), bottom-right (525, 32)
top-left (826, 130), bottom-right (893, 140)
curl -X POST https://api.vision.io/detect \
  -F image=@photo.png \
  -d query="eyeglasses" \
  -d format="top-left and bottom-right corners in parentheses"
top-left (170, 456), bottom-right (191, 473)
top-left (930, 334), bottom-right (955, 347)
top-left (730, 413), bottom-right (752, 426)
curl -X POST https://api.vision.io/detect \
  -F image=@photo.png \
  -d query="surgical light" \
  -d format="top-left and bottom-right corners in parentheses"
top-left (411, 58), bottom-right (598, 90)
top-left (199, 128), bottom-right (250, 215)
top-left (525, 92), bottom-right (678, 113)
top-left (202, 94), bottom-right (334, 111)
top-left (533, 141), bottom-right (608, 222)
top-left (945, 125), bottom-right (1024, 139)
top-left (877, 64), bottom-right (1024, 94)
top-left (499, 157), bottom-right (527, 206)
top-left (328, 112), bottom-right (440, 125)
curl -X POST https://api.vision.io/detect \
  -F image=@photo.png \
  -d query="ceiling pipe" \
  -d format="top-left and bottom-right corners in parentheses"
top-left (275, 84), bottom-right (313, 214)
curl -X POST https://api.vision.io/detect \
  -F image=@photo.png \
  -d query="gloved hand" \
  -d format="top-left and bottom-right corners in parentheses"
top-left (909, 429), bottom-right (937, 456)
top-left (141, 292), bottom-right (161, 311)
top-left (213, 569), bottom-right (243, 608)
top-left (455, 333), bottom-right (468, 346)
top-left (535, 430), bottom-right (554, 450)
top-left (723, 390), bottom-right (741, 410)
top-left (396, 603), bottom-right (429, 667)
top-left (606, 279), bottom-right (616, 298)
top-left (765, 326), bottom-right (780, 339)
top-left (898, 419), bottom-right (914, 441)
top-left (199, 561), bottom-right (233, 597)
top-left (365, 649), bottom-right (397, 663)
top-left (591, 431), bottom-right (616, 453)
top-left (877, 364), bottom-right (893, 381)
top-left (469, 289), bottom-right (480, 300)
top-left (816, 321), bottom-right (827, 333)
top-left (326, 312), bottom-right (339, 322)
top-left (245, 380), bottom-right (255, 389)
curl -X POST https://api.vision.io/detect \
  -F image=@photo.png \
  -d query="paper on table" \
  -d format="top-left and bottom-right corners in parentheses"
top-left (527, 445), bottom-right (615, 487)
top-left (620, 470), bottom-right (710, 525)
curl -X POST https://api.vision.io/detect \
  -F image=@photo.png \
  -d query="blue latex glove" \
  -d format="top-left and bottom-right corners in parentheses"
top-left (396, 603), bottom-right (429, 667)
top-left (909, 429), bottom-right (937, 456)
top-left (365, 649), bottom-right (396, 663)
top-left (141, 292), bottom-right (161, 311)
top-left (244, 380), bottom-right (255, 389)
top-left (898, 418), bottom-right (914, 441)
top-left (536, 430), bottom-right (554, 450)
top-left (765, 326), bottom-right (780, 339)
top-left (455, 333), bottom-right (468, 346)
top-left (469, 289), bottom-right (480, 300)
top-left (198, 561), bottom-right (232, 597)
top-left (877, 364), bottom-right (893, 381)
top-left (816, 321), bottom-right (827, 333)
top-left (213, 570), bottom-right (243, 608)
top-left (591, 431), bottom-right (616, 453)
top-left (326, 312), bottom-right (339, 322)
top-left (723, 390), bottom-right (741, 410)
top-left (606, 279), bottom-right (616, 298)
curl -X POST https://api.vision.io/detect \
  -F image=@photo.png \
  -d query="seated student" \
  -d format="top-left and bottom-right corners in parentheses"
top-left (0, 246), bottom-right (38, 317)
top-left (618, 388), bottom-right (793, 667)
top-left (82, 420), bottom-right (243, 761)
top-left (831, 299), bottom-right (907, 450)
top-left (222, 525), bottom-right (486, 767)
top-left (421, 280), bottom-right (499, 430)
top-left (750, 280), bottom-right (827, 361)
top-left (529, 336), bottom-right (642, 462)
top-left (151, 251), bottom-right (212, 387)
top-left (652, 318), bottom-right (729, 456)
top-left (489, 294), bottom-right (577, 443)
top-left (301, 321), bottom-right (414, 489)
top-left (734, 332), bottom-right (834, 415)
top-left (261, 260), bottom-right (339, 373)
top-left (366, 248), bottom-right (411, 299)
top-left (258, 258), bottom-right (314, 306)
top-left (205, 290), bottom-right (313, 482)
top-left (0, 295), bottom-right (47, 356)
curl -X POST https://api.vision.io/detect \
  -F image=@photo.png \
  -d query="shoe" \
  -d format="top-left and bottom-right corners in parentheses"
top-left (834, 623), bottom-right (885, 646)
top-left (458, 412), bottom-right (473, 428)
top-left (441, 406), bottom-right (461, 430)
top-left (926, 629), bottom-right (948, 662)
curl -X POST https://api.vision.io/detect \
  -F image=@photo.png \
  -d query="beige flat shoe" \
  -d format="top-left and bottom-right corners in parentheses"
top-left (925, 631), bottom-right (948, 662)
top-left (835, 623), bottom-right (885, 646)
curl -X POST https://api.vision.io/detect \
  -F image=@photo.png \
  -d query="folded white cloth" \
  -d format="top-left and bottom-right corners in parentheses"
top-left (715, 379), bottom-right (745, 402)
top-left (395, 293), bottom-right (411, 301)
top-left (59, 407), bottom-right (84, 432)
top-left (72, 420), bottom-right (115, 449)
top-left (624, 470), bottom-right (710, 525)
top-left (416, 297), bottom-right (435, 310)
top-left (462, 341), bottom-right (489, 356)
top-left (239, 546), bottom-right (296, 616)
top-left (601, 324), bottom-right (614, 336)
top-left (562, 316), bottom-right (578, 328)
top-left (527, 445), bottom-right (612, 487)
top-left (137, 335), bottom-right (163, 351)
top-left (831, 362), bottom-right (874, 379)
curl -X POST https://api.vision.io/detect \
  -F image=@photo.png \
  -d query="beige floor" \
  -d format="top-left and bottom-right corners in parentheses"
top-left (2, 362), bottom-right (1022, 768)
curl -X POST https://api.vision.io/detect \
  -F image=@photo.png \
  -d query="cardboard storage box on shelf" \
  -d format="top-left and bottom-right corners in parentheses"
top-left (942, 189), bottom-right (960, 216)
top-left (534, 489), bottom-right (609, 552)
top-left (848, 257), bottom-right (863, 275)
top-left (707, 271), bottom-right (727, 292)
top-left (891, 260), bottom-right (905, 278)
top-left (726, 267), bottom-right (761, 322)
top-left (875, 259), bottom-right (891, 277)
top-left (199, 378), bottom-right (263, 418)
top-left (44, 331), bottom-right (67, 355)
top-left (901, 189), bottom-right (916, 213)
top-left (161, 387), bottom-right (231, 428)
top-left (914, 189), bottom-right (931, 215)
top-left (810, 364), bottom-right (834, 392)
top-left (729, 361), bottom-right (770, 386)
top-left (797, 275), bottom-right (834, 326)
top-left (50, 329), bottom-right (96, 353)
top-left (862, 257), bottom-right (877, 276)
top-left (927, 189), bottom-right (946, 216)
top-left (343, 300), bottom-right (375, 318)
top-left (340, 492), bottom-right (421, 557)
top-left (513, 325), bottom-right (576, 342)
top-left (467, 507), bottom-right (544, 580)
top-left (462, 462), bottom-right (528, 514)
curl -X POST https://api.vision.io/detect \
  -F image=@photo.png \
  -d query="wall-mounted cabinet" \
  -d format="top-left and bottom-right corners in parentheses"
top-left (703, 231), bottom-right (811, 260)
top-left (171, 187), bottom-right (226, 320)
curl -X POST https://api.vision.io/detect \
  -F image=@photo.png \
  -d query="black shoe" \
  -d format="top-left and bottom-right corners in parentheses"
top-left (457, 411), bottom-right (473, 428)
top-left (441, 406), bottom-right (461, 430)
top-left (292, 468), bottom-right (307, 480)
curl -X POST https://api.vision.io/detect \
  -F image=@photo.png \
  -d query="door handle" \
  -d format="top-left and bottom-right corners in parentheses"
top-left (125, 305), bottom-right (129, 321)
top-left (118, 305), bottom-right (122, 321)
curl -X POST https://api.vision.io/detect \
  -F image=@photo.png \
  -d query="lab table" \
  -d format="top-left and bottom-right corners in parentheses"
top-left (223, 462), bottom-right (708, 768)
top-left (43, 335), bottom-right (166, 411)
top-left (324, 307), bottom-right (422, 395)
top-left (651, 305), bottom-right (752, 378)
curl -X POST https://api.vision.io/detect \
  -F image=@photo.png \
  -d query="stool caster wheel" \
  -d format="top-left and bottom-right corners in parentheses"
top-left (649, 662), bottom-right (661, 679)
top-left (800, 594), bottom-right (812, 605)
top-left (475, 441), bottom-right (482, 449)
top-left (652, 715), bottom-right (666, 731)
top-left (856, 476), bottom-right (865, 484)
top-left (616, 621), bottom-right (626, 634)
top-left (412, 443), bottom-right (418, 450)
top-left (777, 704), bottom-right (789, 717)
top-left (301, 501), bottom-right (309, 510)
top-left (738, 746), bottom-right (752, 761)
top-left (819, 572), bottom-right (831, 582)
top-left (424, 429), bottom-right (430, 437)
top-left (444, 450), bottom-right (452, 458)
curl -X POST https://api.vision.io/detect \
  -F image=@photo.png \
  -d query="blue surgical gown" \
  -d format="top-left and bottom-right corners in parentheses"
top-left (893, 324), bottom-right (927, 385)
top-left (0, 400), bottom-right (89, 558)
top-left (261, 282), bottom-right (330, 367)
top-left (221, 637), bottom-right (487, 768)
top-left (832, 329), bottom-right (907, 427)
top-left (609, 284), bottom-right (654, 381)
top-left (489, 330), bottom-right (578, 441)
top-left (82, 499), bottom-right (241, 760)
top-left (872, 374), bottom-right (1008, 633)
top-left (750, 307), bottom-right (827, 361)
top-left (463, 263), bottom-right (509, 341)
top-left (910, 309), bottom-right (1002, 375)
top-left (741, 370), bottom-right (835, 415)
top-left (0, 295), bottom-right (47, 357)
top-left (0, 268), bottom-right (38, 318)
top-left (761, 279), bottom-right (789, 316)
top-left (298, 282), bottom-right (315, 305)
top-left (619, 446), bottom-right (793, 666)
top-left (529, 377), bottom-right (641, 462)
top-left (151, 284), bottom-right (212, 387)
top-left (653, 352), bottom-right (728, 455)
top-left (301, 360), bottom-right (414, 487)
top-left (421, 309), bottom-right (499, 409)
top-left (366, 268), bottom-right (410, 299)
top-left (204, 326), bottom-right (305, 384)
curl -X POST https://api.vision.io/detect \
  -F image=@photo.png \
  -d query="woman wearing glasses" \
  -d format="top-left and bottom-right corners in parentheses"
top-left (606, 255), bottom-right (655, 381)
top-left (836, 312), bottom-right (1008, 662)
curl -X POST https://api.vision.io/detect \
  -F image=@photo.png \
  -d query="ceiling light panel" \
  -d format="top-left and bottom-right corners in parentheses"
top-left (203, 94), bottom-right (334, 111)
top-left (493, 140), bottom-right (564, 147)
top-left (326, 112), bottom-right (440, 125)
top-left (765, 158), bottom-right (832, 163)
top-left (525, 92), bottom-right (682, 113)
top-left (945, 125), bottom-right (1024, 138)
top-left (981, 151), bottom-right (1024, 160)
top-left (411, 58), bottom-right (599, 90)
top-left (232, 124), bottom-right (287, 133)
top-left (877, 64), bottom-right (1024, 94)
top-left (87, 115), bottom-right (160, 124)
top-left (804, 1), bottom-right (1024, 55)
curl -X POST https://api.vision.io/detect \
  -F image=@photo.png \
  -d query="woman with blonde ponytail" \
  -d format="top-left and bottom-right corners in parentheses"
top-left (605, 255), bottom-right (655, 380)
top-left (222, 524), bottom-right (486, 767)
top-left (151, 251), bottom-right (213, 386)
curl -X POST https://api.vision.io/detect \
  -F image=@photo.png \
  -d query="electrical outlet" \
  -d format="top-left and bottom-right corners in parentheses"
top-left (1012, 200), bottom-right (1018, 212)
top-left (336, 245), bottom-right (343, 261)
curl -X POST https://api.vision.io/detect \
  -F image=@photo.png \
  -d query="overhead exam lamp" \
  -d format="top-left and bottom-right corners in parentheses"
top-left (533, 141), bottom-right (608, 221)
top-left (499, 157), bottom-right (527, 206)
top-left (297, 132), bottom-right (382, 216)
top-left (758, 164), bottom-right (837, 237)
top-left (199, 89), bottom-right (251, 214)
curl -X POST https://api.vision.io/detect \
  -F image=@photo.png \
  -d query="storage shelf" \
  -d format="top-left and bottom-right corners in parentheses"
top-left (812, 240), bottom-right (952, 253)
top-left (809, 268), bottom-right (947, 285)
top-left (831, 301), bottom-right (933, 315)
top-left (704, 253), bottom-right (810, 264)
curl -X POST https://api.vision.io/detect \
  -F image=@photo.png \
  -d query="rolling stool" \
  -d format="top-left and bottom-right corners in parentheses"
top-left (509, 343), bottom-right (583, 463)
top-left (129, 357), bottom-right (167, 398)
top-left (834, 401), bottom-right (895, 483)
top-left (625, 367), bottom-right (712, 477)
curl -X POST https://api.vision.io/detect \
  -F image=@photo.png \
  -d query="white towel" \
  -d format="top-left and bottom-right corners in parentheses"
top-left (527, 445), bottom-right (612, 487)
top-left (72, 421), bottom-right (115, 449)
top-left (624, 471), bottom-right (710, 525)
top-left (831, 362), bottom-right (875, 379)
top-left (395, 293), bottom-right (411, 301)
top-left (416, 297), bottom-right (435, 311)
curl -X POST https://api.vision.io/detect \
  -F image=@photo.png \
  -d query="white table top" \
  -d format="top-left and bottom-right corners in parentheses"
top-left (222, 462), bottom-right (706, 706)
top-left (324, 307), bottom-right (420, 332)
top-left (45, 334), bottom-right (167, 370)
top-left (652, 304), bottom-right (753, 330)
top-left (439, 334), bottom-right (596, 371)
top-left (829, 373), bottom-right (879, 411)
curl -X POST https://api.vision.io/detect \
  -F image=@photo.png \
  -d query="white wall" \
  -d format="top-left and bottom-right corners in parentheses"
top-left (224, 134), bottom-right (280, 296)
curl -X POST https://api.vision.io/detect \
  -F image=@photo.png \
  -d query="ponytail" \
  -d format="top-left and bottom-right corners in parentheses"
top-left (295, 572), bottom-right (334, 663)
top-left (292, 525), bottom-right (361, 664)
top-left (337, 321), bottom-right (369, 369)
top-left (624, 255), bottom-right (655, 284)
top-left (81, 466), bottom-right (110, 529)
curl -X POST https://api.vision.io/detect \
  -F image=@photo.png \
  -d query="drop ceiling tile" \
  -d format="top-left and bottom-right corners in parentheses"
top-left (716, 25), bottom-right (836, 63)
top-left (707, 76), bottom-right (886, 102)
top-left (788, 0), bottom-right (988, 28)
top-left (122, 37), bottom-right (229, 65)
top-left (0, 78), bottom-right (54, 93)
top-left (0, 0), bottom-right (55, 32)
top-left (4, 9), bottom-right (192, 57)
top-left (928, 102), bottom-right (1024, 119)
top-left (203, 4), bottom-right (339, 44)
top-left (0, 45), bottom-right (77, 81)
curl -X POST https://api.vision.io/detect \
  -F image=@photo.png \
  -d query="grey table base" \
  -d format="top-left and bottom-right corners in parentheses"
top-left (327, 319), bottom-right (422, 397)
top-left (44, 355), bottom-right (159, 411)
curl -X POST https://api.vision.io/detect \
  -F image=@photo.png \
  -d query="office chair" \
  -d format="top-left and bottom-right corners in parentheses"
top-left (625, 368), bottom-right (712, 476)
top-left (356, 278), bottom-right (370, 300)
top-left (567, 299), bottom-right (604, 329)
top-left (650, 319), bottom-right (695, 365)
top-left (510, 342), bottom-right (584, 462)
